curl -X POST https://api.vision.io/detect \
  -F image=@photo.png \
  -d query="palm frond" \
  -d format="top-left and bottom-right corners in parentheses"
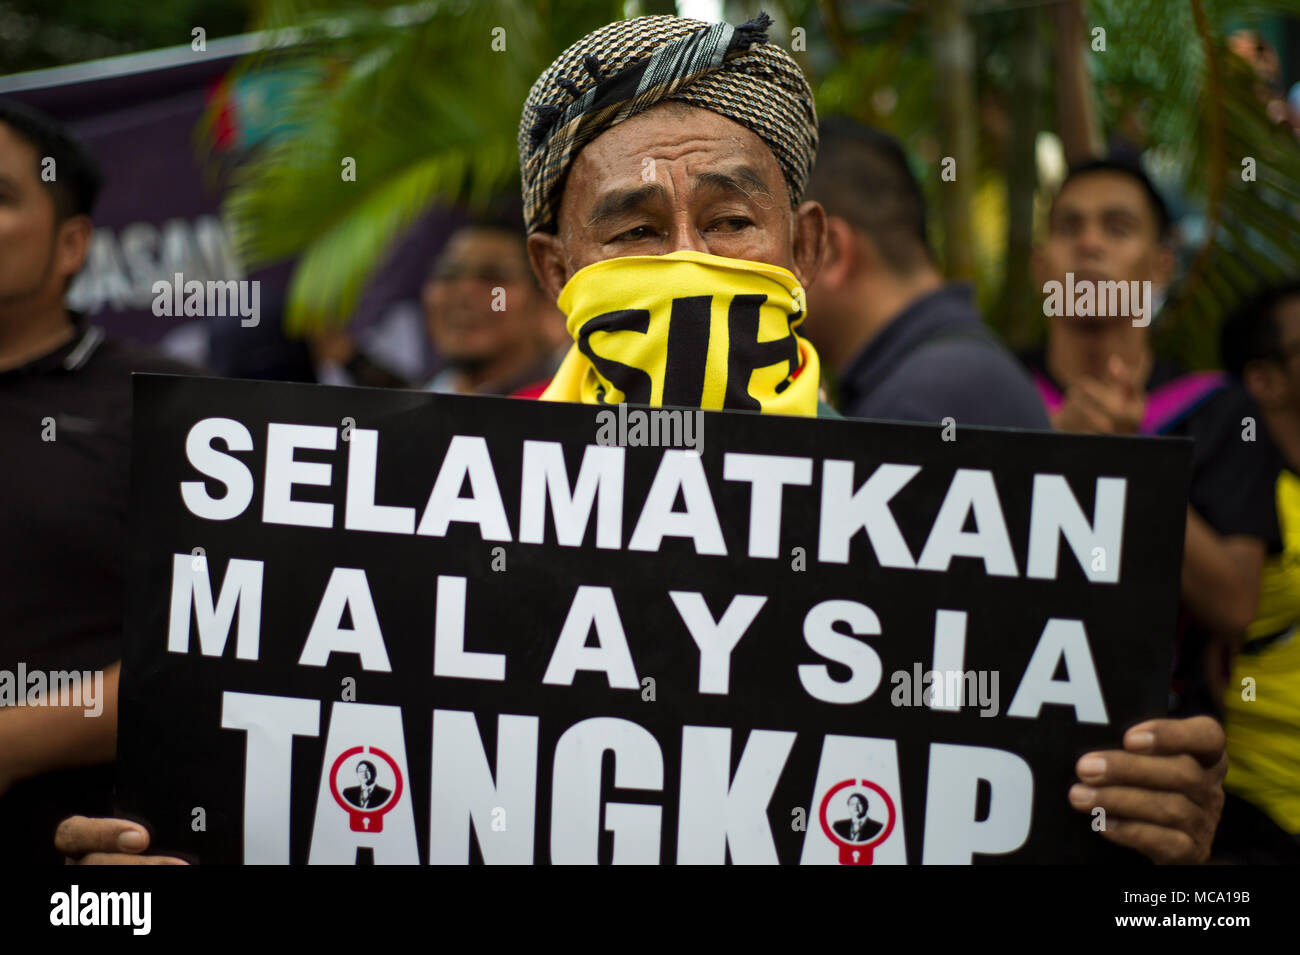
top-left (1088, 0), bottom-right (1300, 367)
top-left (216, 0), bottom-right (1300, 365)
top-left (212, 0), bottom-right (617, 330)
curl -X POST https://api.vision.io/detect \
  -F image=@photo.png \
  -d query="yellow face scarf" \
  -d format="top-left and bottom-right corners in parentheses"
top-left (540, 250), bottom-right (821, 416)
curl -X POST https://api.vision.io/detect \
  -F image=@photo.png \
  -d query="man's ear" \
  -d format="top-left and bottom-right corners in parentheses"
top-left (817, 216), bottom-right (861, 291)
top-left (790, 199), bottom-right (828, 288)
top-left (527, 231), bottom-right (569, 304)
top-left (55, 214), bottom-right (92, 283)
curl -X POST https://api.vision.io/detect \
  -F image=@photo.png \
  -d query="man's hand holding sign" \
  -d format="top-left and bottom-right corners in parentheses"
top-left (73, 12), bottom-right (1223, 865)
top-left (1071, 716), bottom-right (1227, 864)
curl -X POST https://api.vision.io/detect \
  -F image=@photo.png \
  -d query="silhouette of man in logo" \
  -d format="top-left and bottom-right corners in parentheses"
top-left (341, 759), bottom-right (392, 810)
top-left (831, 792), bottom-right (883, 843)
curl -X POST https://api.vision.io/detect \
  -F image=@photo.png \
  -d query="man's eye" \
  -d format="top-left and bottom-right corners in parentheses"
top-left (707, 217), bottom-right (752, 233)
top-left (613, 225), bottom-right (656, 242)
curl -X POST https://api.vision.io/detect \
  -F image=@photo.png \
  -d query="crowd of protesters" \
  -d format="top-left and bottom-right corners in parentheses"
top-left (2, 10), bottom-right (1300, 865)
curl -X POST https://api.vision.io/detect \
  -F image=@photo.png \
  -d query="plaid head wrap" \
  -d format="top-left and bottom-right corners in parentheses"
top-left (518, 13), bottom-right (818, 235)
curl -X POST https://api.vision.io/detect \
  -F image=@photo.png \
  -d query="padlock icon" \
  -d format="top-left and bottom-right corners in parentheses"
top-left (839, 843), bottom-right (873, 865)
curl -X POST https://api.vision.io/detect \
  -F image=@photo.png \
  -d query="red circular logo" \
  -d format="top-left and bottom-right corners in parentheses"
top-left (817, 778), bottom-right (896, 865)
top-left (329, 745), bottom-right (404, 833)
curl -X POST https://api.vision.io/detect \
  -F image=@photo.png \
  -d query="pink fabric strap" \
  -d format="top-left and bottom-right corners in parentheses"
top-left (1142, 371), bottom-right (1226, 435)
top-left (1032, 369), bottom-right (1064, 412)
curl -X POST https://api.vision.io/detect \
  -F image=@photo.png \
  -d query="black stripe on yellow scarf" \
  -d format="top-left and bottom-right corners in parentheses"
top-left (541, 250), bottom-right (822, 417)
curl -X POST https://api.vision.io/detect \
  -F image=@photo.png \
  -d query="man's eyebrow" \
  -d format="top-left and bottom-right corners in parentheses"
top-left (584, 183), bottom-right (668, 230)
top-left (693, 166), bottom-right (776, 203)
top-left (0, 172), bottom-right (21, 191)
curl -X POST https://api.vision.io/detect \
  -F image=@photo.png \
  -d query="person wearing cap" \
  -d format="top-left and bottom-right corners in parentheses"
top-left (0, 98), bottom-right (198, 863)
top-left (58, 13), bottom-right (1226, 865)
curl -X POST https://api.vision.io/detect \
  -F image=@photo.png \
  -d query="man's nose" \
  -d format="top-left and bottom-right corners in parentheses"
top-left (667, 218), bottom-right (709, 255)
top-left (1074, 222), bottom-right (1108, 260)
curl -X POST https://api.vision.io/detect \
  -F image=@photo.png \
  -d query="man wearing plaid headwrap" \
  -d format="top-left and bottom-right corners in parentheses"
top-left (513, 12), bottom-right (1232, 868)
top-left (520, 13), bottom-right (832, 417)
top-left (520, 13), bottom-right (816, 238)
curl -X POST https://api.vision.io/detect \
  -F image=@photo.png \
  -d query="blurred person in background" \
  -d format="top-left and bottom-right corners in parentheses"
top-left (802, 118), bottom-right (1047, 429)
top-left (0, 98), bottom-right (198, 863)
top-left (311, 215), bottom-right (565, 396)
top-left (1022, 157), bottom-right (1283, 720)
top-left (1227, 30), bottom-right (1291, 128)
top-left (1214, 280), bottom-right (1300, 863)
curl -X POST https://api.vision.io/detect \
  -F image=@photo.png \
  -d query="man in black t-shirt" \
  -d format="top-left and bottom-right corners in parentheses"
top-left (0, 99), bottom-right (198, 862)
top-left (1024, 158), bottom-right (1282, 718)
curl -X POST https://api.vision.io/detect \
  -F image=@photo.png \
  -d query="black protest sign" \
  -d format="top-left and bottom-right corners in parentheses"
top-left (117, 374), bottom-right (1191, 864)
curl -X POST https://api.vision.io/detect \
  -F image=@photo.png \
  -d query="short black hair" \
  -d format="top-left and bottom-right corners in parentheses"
top-left (804, 117), bottom-right (931, 275)
top-left (848, 793), bottom-right (867, 810)
top-left (1220, 279), bottom-right (1300, 378)
top-left (1051, 157), bottom-right (1172, 241)
top-left (0, 98), bottom-right (103, 220)
top-left (466, 194), bottom-right (527, 236)
top-left (356, 759), bottom-right (377, 781)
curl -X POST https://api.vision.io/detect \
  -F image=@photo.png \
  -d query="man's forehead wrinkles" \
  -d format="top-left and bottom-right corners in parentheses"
top-left (635, 136), bottom-right (745, 163)
top-left (585, 120), bottom-right (748, 165)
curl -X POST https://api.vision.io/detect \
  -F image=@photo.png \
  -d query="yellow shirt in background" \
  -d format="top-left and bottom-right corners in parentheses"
top-left (1224, 469), bottom-right (1300, 833)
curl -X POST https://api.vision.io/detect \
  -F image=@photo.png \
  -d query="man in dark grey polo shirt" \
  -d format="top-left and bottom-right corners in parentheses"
top-left (803, 118), bottom-right (1047, 429)
top-left (0, 99), bottom-right (197, 863)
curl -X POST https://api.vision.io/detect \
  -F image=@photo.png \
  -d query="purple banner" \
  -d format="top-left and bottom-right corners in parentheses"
top-left (1, 38), bottom-right (456, 380)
